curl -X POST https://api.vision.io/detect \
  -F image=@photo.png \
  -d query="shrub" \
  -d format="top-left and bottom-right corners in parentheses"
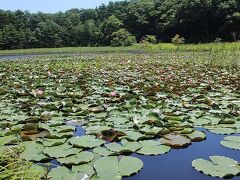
top-left (171, 34), bottom-right (185, 45)
top-left (141, 35), bottom-right (157, 44)
top-left (110, 28), bottom-right (136, 46)
top-left (214, 38), bottom-right (222, 43)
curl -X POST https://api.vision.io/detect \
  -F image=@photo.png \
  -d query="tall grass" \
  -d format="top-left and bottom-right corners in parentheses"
top-left (0, 148), bottom-right (45, 180)
top-left (0, 42), bottom-right (239, 56)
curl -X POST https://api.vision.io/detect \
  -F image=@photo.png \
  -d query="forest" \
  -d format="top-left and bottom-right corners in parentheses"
top-left (0, 0), bottom-right (240, 49)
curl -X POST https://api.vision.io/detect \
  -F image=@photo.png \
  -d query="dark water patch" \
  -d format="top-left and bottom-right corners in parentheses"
top-left (0, 54), bottom-right (43, 59)
top-left (74, 126), bottom-right (86, 137)
top-left (125, 128), bottom-right (240, 180)
top-left (49, 159), bottom-right (61, 170)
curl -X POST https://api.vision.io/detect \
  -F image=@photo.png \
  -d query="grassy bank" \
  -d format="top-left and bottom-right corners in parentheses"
top-left (0, 42), bottom-right (239, 56)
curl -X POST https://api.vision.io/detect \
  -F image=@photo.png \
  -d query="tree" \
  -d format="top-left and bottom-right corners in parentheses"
top-left (0, 24), bottom-right (21, 49)
top-left (110, 28), bottom-right (136, 46)
top-left (171, 34), bottom-right (185, 45)
top-left (100, 15), bottom-right (123, 45)
top-left (141, 35), bottom-right (157, 44)
top-left (34, 20), bottom-right (63, 48)
top-left (125, 0), bottom-right (156, 40)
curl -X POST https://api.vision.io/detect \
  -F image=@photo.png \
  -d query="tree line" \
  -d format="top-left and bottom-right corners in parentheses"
top-left (0, 0), bottom-right (239, 49)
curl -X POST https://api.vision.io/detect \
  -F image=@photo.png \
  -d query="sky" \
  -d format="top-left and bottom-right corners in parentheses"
top-left (0, 0), bottom-right (120, 13)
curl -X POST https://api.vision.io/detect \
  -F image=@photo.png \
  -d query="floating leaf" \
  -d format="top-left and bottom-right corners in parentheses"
top-left (58, 151), bottom-right (94, 165)
top-left (69, 135), bottom-right (105, 148)
top-left (220, 136), bottom-right (240, 150)
top-left (105, 139), bottom-right (141, 154)
top-left (100, 129), bottom-right (126, 142)
top-left (20, 130), bottom-right (50, 141)
top-left (42, 138), bottom-right (66, 147)
top-left (94, 156), bottom-right (120, 179)
top-left (72, 164), bottom-right (95, 177)
top-left (0, 135), bottom-right (17, 145)
top-left (20, 142), bottom-right (49, 161)
top-left (93, 146), bottom-right (117, 156)
top-left (119, 156), bottom-right (143, 176)
top-left (48, 166), bottom-right (89, 180)
top-left (192, 156), bottom-right (240, 178)
top-left (206, 127), bottom-right (236, 135)
top-left (137, 140), bottom-right (171, 155)
top-left (186, 131), bottom-right (206, 142)
top-left (93, 156), bottom-right (143, 179)
top-left (29, 164), bottom-right (47, 178)
top-left (160, 133), bottom-right (191, 148)
top-left (43, 143), bottom-right (81, 158)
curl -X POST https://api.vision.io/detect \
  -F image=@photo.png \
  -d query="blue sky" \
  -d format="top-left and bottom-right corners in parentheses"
top-left (0, 0), bottom-right (120, 13)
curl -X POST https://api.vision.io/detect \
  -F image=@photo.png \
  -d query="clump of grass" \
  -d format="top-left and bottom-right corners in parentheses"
top-left (0, 148), bottom-right (45, 180)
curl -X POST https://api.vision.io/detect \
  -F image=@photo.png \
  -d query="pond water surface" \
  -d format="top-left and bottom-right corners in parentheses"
top-left (72, 127), bottom-right (240, 180)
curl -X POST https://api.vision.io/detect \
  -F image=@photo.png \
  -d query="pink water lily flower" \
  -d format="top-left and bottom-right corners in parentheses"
top-left (36, 89), bottom-right (44, 96)
top-left (109, 91), bottom-right (118, 97)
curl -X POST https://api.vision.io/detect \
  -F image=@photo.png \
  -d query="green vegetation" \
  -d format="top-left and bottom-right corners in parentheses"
top-left (0, 42), bottom-right (240, 56)
top-left (0, 48), bottom-right (239, 179)
top-left (0, 148), bottom-right (46, 179)
top-left (0, 0), bottom-right (240, 49)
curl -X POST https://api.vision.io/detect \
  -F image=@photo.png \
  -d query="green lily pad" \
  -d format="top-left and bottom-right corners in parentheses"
top-left (186, 131), bottom-right (206, 142)
top-left (220, 136), bottom-right (240, 150)
top-left (42, 138), bottom-right (66, 147)
top-left (20, 142), bottom-right (50, 161)
top-left (136, 140), bottom-right (171, 155)
top-left (58, 151), bottom-right (95, 165)
top-left (29, 164), bottom-right (47, 178)
top-left (160, 133), bottom-right (191, 147)
top-left (93, 146), bottom-right (117, 156)
top-left (206, 127), bottom-right (236, 135)
top-left (48, 166), bottom-right (89, 180)
top-left (69, 135), bottom-right (105, 148)
top-left (119, 156), bottom-right (143, 176)
top-left (94, 156), bottom-right (120, 179)
top-left (105, 139), bottom-right (141, 154)
top-left (0, 135), bottom-right (17, 145)
top-left (43, 143), bottom-right (81, 158)
top-left (192, 156), bottom-right (240, 178)
top-left (94, 156), bottom-right (143, 179)
top-left (120, 131), bottom-right (149, 141)
top-left (72, 164), bottom-right (95, 177)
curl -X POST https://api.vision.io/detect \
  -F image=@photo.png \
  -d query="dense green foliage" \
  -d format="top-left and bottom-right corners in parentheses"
top-left (0, 0), bottom-right (240, 49)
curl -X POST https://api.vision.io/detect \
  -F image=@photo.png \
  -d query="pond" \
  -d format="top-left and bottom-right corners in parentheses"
top-left (127, 128), bottom-right (240, 180)
top-left (52, 126), bottom-right (240, 180)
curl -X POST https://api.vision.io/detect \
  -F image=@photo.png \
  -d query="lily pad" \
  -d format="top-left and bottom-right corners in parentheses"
top-left (69, 135), bottom-right (105, 148)
top-left (93, 156), bottom-right (143, 179)
top-left (186, 131), bottom-right (206, 142)
top-left (220, 136), bottom-right (240, 150)
top-left (20, 142), bottom-right (50, 161)
top-left (0, 135), bottom-right (17, 145)
top-left (93, 146), bottom-right (117, 156)
top-left (58, 151), bottom-right (95, 165)
top-left (206, 127), bottom-right (236, 135)
top-left (48, 166), bottom-right (89, 180)
top-left (192, 156), bottom-right (240, 178)
top-left (43, 143), bottom-right (81, 158)
top-left (137, 140), bottom-right (171, 155)
top-left (119, 156), bottom-right (143, 176)
top-left (72, 164), bottom-right (95, 177)
top-left (160, 133), bottom-right (191, 148)
top-left (29, 164), bottom-right (47, 178)
top-left (105, 139), bottom-right (141, 154)
top-left (42, 138), bottom-right (66, 147)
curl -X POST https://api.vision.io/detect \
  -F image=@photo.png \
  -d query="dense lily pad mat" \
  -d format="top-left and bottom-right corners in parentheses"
top-left (0, 52), bottom-right (239, 179)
